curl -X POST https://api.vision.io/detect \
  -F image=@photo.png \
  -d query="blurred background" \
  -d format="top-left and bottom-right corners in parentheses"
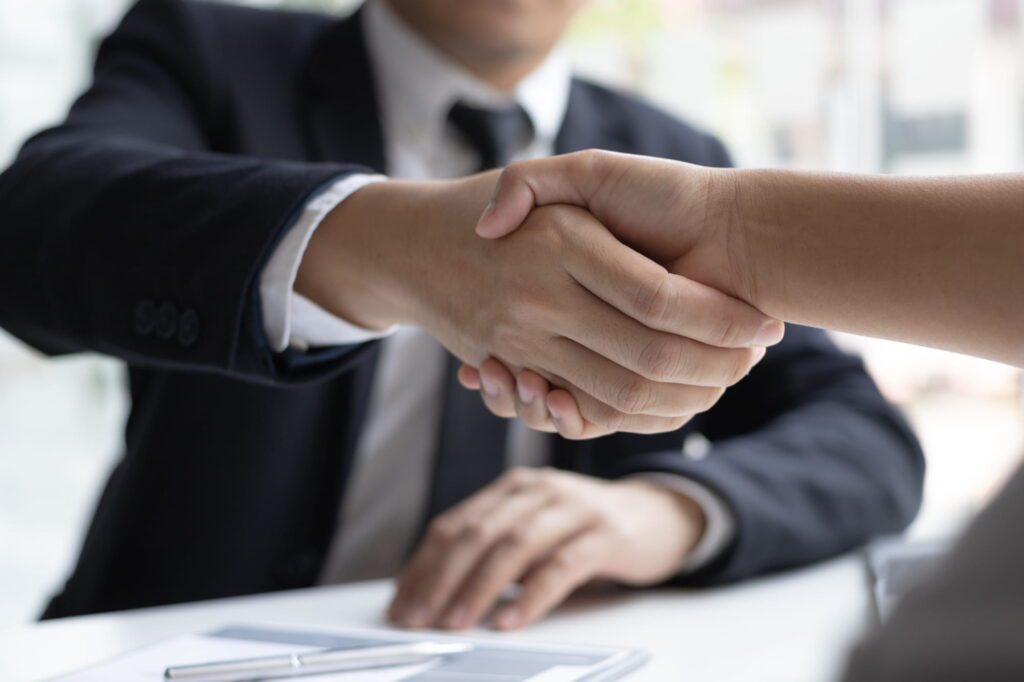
top-left (2, 0), bottom-right (1022, 625)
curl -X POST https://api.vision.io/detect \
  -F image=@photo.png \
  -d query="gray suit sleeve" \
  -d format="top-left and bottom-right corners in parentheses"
top-left (843, 461), bottom-right (1024, 681)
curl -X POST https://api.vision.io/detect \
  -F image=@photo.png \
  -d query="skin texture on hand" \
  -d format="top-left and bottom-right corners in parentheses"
top-left (475, 150), bottom-right (755, 300)
top-left (464, 150), bottom-right (1024, 429)
top-left (462, 151), bottom-right (783, 435)
top-left (388, 467), bottom-right (706, 631)
top-left (475, 149), bottom-right (1024, 367)
top-left (297, 172), bottom-right (778, 436)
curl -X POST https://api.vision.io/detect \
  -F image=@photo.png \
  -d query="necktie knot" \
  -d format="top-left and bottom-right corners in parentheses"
top-left (447, 100), bottom-right (534, 171)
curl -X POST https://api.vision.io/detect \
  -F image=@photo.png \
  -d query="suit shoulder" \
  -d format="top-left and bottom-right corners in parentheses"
top-left (187, 0), bottom-right (335, 59)
top-left (188, 0), bottom-right (334, 34)
top-left (571, 78), bottom-right (732, 167)
top-left (114, 0), bottom-right (335, 64)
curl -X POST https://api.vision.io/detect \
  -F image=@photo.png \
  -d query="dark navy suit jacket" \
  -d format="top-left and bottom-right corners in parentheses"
top-left (0, 0), bottom-right (925, 619)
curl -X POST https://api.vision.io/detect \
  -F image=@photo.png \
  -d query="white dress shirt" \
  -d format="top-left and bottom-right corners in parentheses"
top-left (258, 0), bottom-right (734, 585)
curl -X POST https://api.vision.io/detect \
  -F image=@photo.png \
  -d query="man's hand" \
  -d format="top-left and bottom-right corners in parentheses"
top-left (297, 172), bottom-right (779, 437)
top-left (476, 150), bottom-right (758, 302)
top-left (460, 151), bottom-right (778, 434)
top-left (388, 468), bottom-right (706, 631)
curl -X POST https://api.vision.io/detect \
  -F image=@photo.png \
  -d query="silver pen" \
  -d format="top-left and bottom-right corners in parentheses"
top-left (163, 641), bottom-right (473, 681)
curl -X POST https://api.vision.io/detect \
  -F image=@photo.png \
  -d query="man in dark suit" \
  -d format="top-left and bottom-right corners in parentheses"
top-left (0, 0), bottom-right (924, 629)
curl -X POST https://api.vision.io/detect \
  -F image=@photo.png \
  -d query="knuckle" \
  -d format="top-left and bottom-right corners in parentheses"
top-left (536, 475), bottom-right (561, 497)
top-left (633, 274), bottom-right (672, 327)
top-left (547, 550), bottom-right (577, 576)
top-left (502, 163), bottom-right (526, 186)
top-left (488, 321), bottom-right (519, 358)
top-left (709, 311), bottom-right (743, 348)
top-left (461, 519), bottom-right (492, 545)
top-left (538, 466), bottom-right (565, 486)
top-left (587, 400), bottom-right (626, 431)
top-left (578, 149), bottom-right (600, 166)
top-left (525, 203), bottom-right (568, 232)
top-left (605, 408), bottom-right (628, 432)
top-left (536, 208), bottom-right (577, 251)
top-left (504, 295), bottom-right (539, 328)
top-left (482, 392), bottom-right (514, 418)
top-left (504, 467), bottom-right (536, 488)
top-left (614, 376), bottom-right (655, 415)
top-left (536, 465), bottom-right (559, 481)
top-left (575, 149), bottom-right (606, 178)
top-left (502, 527), bottom-right (533, 552)
top-left (492, 322), bottom-right (545, 364)
top-left (634, 337), bottom-right (675, 378)
top-left (637, 336), bottom-right (682, 381)
top-left (577, 501), bottom-right (604, 526)
top-left (571, 150), bottom-right (597, 177)
top-left (427, 518), bottom-right (459, 545)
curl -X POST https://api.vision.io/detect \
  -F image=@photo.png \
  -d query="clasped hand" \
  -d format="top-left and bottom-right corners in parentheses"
top-left (300, 159), bottom-right (780, 439)
top-left (454, 152), bottom-right (782, 437)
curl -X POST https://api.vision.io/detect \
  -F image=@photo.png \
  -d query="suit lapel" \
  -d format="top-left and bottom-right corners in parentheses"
top-left (555, 80), bottom-right (621, 155)
top-left (300, 7), bottom-right (387, 171)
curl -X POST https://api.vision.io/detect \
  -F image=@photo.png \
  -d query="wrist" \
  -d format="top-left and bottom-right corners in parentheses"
top-left (652, 484), bottom-right (707, 555)
top-left (294, 173), bottom-right (500, 345)
top-left (295, 180), bottom-right (420, 331)
top-left (615, 480), bottom-right (707, 583)
top-left (701, 167), bottom-right (759, 309)
top-left (714, 167), bottom-right (789, 317)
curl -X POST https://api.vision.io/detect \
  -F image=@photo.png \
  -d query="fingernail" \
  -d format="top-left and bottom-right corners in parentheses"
top-left (494, 606), bottom-right (522, 630)
top-left (754, 320), bottom-right (785, 347)
top-left (442, 606), bottom-right (469, 630)
top-left (517, 383), bottom-right (534, 405)
top-left (481, 376), bottom-right (499, 397)
top-left (752, 346), bottom-right (767, 363)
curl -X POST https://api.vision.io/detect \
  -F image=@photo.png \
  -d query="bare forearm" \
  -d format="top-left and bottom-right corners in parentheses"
top-left (296, 180), bottom-right (443, 331)
top-left (292, 168), bottom-right (775, 437)
top-left (731, 170), bottom-right (1024, 366)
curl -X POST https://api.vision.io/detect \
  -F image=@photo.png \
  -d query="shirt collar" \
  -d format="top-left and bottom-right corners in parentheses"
top-left (362, 0), bottom-right (571, 154)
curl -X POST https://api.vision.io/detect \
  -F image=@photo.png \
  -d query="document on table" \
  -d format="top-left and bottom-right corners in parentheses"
top-left (55, 623), bottom-right (648, 681)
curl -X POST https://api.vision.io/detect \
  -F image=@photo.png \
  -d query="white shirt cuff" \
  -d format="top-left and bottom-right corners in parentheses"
top-left (259, 173), bottom-right (394, 352)
top-left (630, 472), bottom-right (736, 575)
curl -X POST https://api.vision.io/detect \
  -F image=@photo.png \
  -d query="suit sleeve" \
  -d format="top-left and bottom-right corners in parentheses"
top-left (843, 462), bottom-right (1024, 681)
top-left (0, 0), bottom-right (370, 383)
top-left (607, 325), bottom-right (925, 585)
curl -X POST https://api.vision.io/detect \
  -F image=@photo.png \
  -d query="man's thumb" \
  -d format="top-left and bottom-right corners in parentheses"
top-left (475, 166), bottom-right (538, 238)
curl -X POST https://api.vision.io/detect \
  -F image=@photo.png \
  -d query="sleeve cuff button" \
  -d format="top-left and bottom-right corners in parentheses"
top-left (178, 309), bottom-right (200, 347)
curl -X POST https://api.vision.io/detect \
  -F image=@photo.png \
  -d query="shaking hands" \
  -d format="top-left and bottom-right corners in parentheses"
top-left (299, 157), bottom-right (781, 439)
top-left (458, 150), bottom-right (780, 437)
top-left (459, 149), bottom-right (1024, 382)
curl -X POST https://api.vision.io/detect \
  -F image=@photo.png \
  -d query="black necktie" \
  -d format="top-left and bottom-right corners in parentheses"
top-left (447, 100), bottom-right (534, 171)
top-left (423, 102), bottom-right (534, 522)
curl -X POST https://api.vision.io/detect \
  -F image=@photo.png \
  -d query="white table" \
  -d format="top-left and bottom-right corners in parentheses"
top-left (0, 555), bottom-right (871, 682)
